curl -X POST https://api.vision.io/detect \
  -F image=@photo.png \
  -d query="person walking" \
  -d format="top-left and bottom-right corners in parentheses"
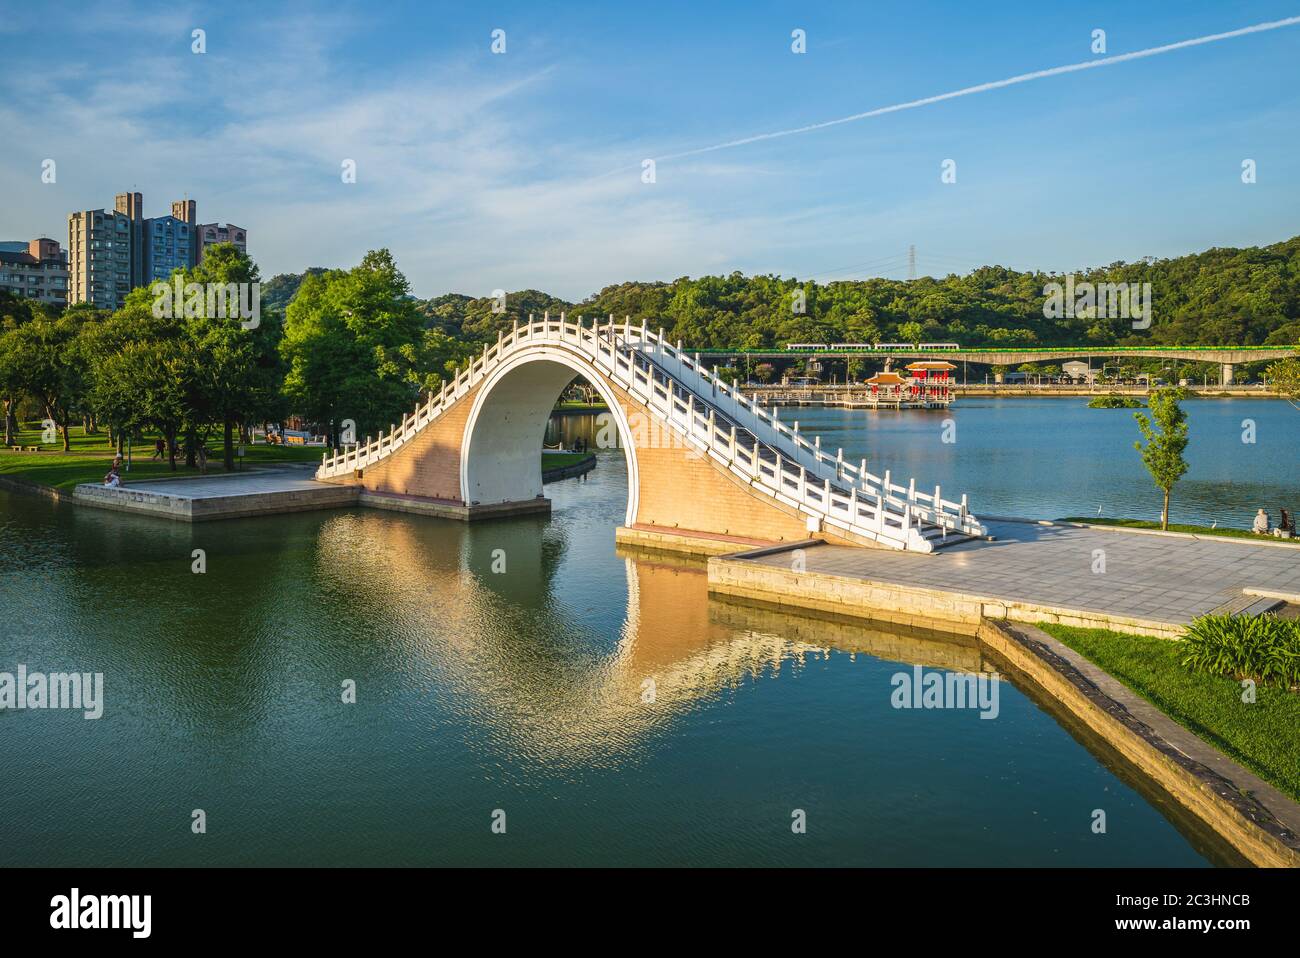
top-left (151, 438), bottom-right (165, 460)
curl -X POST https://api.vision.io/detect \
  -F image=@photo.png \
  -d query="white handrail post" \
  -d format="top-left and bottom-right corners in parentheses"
top-left (752, 440), bottom-right (761, 478)
top-left (960, 493), bottom-right (969, 518)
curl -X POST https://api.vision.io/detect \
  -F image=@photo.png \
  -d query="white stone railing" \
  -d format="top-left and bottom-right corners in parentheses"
top-left (316, 314), bottom-right (987, 551)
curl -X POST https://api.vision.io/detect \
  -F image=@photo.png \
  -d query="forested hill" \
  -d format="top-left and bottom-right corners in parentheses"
top-left (322, 234), bottom-right (1300, 349)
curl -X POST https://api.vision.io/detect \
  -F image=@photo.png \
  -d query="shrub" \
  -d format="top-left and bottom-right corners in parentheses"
top-left (1181, 614), bottom-right (1300, 688)
top-left (1087, 394), bottom-right (1143, 409)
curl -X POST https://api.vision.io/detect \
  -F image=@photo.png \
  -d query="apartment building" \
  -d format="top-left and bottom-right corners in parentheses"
top-left (0, 238), bottom-right (69, 307)
top-left (67, 208), bottom-right (133, 309)
top-left (197, 222), bottom-right (247, 261)
top-left (142, 215), bottom-right (194, 284)
top-left (67, 193), bottom-right (245, 307)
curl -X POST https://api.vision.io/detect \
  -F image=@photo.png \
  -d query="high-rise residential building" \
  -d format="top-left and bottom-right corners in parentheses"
top-left (67, 208), bottom-right (133, 309)
top-left (171, 200), bottom-right (199, 267)
top-left (0, 238), bottom-right (68, 307)
top-left (115, 191), bottom-right (146, 289)
top-left (66, 193), bottom-right (244, 307)
top-left (197, 222), bottom-right (247, 262)
top-left (142, 215), bottom-right (194, 284)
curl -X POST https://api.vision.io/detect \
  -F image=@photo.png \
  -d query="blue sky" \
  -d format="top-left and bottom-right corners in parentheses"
top-left (2, 1), bottom-right (1298, 299)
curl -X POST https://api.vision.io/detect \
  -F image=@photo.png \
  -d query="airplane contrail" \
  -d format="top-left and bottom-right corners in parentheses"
top-left (640, 15), bottom-right (1300, 166)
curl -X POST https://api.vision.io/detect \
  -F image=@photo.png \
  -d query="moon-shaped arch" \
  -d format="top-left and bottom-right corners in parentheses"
top-left (458, 344), bottom-right (641, 526)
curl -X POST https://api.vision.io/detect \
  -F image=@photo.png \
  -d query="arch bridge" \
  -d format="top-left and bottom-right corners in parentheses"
top-left (316, 315), bottom-right (987, 553)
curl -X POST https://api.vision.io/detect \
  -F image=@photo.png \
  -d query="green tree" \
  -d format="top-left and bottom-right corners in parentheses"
top-left (897, 320), bottom-right (924, 343)
top-left (1133, 388), bottom-right (1190, 530)
top-left (8, 310), bottom-right (88, 451)
top-left (183, 244), bottom-right (267, 469)
top-left (280, 249), bottom-right (425, 446)
top-left (98, 339), bottom-right (190, 470)
top-left (0, 291), bottom-right (38, 445)
top-left (1266, 358), bottom-right (1300, 409)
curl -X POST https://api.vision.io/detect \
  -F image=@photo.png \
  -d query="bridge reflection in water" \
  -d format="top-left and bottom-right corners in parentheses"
top-left (311, 505), bottom-right (987, 759)
top-left (304, 502), bottom-right (1244, 866)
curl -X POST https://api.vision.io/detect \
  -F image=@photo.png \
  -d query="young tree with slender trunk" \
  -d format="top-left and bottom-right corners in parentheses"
top-left (1134, 388), bottom-right (1190, 531)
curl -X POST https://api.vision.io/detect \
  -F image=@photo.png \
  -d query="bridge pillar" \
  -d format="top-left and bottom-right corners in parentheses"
top-left (1221, 363), bottom-right (1235, 386)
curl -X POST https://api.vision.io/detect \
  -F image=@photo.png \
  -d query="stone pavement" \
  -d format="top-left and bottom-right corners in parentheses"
top-left (111, 465), bottom-right (323, 498)
top-left (73, 465), bottom-right (358, 521)
top-left (744, 520), bottom-right (1300, 627)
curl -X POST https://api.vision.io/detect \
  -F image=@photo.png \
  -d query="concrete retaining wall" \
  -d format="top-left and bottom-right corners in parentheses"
top-left (72, 481), bottom-right (359, 521)
top-left (707, 551), bottom-right (1184, 638)
top-left (979, 620), bottom-right (1300, 868)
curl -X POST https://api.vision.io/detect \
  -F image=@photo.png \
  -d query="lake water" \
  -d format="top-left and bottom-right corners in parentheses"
top-left (553, 396), bottom-right (1300, 527)
top-left (2, 399), bottom-right (1282, 866)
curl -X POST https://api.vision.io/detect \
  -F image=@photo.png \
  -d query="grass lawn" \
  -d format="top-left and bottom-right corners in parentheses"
top-left (2, 425), bottom-right (325, 491)
top-left (5, 422), bottom-right (588, 491)
top-left (1060, 516), bottom-right (1300, 547)
top-left (1038, 623), bottom-right (1300, 802)
top-left (553, 400), bottom-right (609, 411)
top-left (541, 451), bottom-right (593, 470)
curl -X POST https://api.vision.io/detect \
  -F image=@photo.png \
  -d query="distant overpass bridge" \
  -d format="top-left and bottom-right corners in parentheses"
top-left (692, 345), bottom-right (1300, 384)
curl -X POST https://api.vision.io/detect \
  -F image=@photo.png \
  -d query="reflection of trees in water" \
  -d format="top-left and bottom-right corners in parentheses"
top-left (545, 411), bottom-right (616, 450)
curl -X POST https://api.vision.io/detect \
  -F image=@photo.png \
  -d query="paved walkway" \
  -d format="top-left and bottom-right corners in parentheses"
top-left (74, 465), bottom-right (354, 521)
top-left (746, 520), bottom-right (1300, 626)
top-left (117, 464), bottom-right (322, 499)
